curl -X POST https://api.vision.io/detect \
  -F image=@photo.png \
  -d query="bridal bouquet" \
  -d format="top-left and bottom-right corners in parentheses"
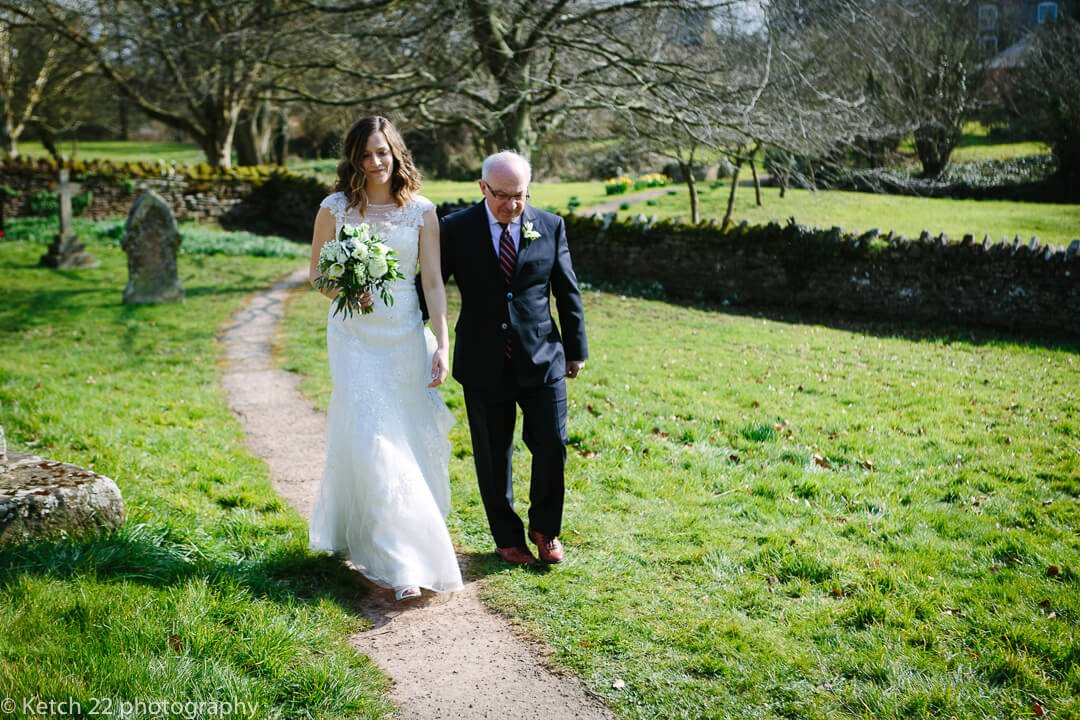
top-left (316, 223), bottom-right (405, 318)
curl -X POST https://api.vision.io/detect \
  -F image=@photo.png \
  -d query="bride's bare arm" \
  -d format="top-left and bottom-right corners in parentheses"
top-left (419, 206), bottom-right (450, 386)
top-left (309, 207), bottom-right (336, 297)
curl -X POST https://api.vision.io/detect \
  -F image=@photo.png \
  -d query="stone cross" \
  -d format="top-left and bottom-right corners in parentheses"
top-left (39, 168), bottom-right (96, 268)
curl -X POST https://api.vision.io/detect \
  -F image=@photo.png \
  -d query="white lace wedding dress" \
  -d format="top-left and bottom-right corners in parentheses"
top-left (308, 192), bottom-right (463, 594)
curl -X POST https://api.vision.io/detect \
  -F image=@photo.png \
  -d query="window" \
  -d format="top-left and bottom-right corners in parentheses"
top-left (980, 34), bottom-right (999, 54)
top-left (1037, 2), bottom-right (1058, 23)
top-left (978, 3), bottom-right (998, 32)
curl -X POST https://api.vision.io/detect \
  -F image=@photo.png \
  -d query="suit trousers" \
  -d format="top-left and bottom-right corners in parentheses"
top-left (463, 361), bottom-right (568, 549)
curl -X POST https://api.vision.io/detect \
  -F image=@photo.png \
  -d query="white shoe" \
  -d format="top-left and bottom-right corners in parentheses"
top-left (394, 586), bottom-right (421, 601)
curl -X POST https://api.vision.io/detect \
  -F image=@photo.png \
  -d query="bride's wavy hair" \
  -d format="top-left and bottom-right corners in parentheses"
top-left (336, 115), bottom-right (421, 215)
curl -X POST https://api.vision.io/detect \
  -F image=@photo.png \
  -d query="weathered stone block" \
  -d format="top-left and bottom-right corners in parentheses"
top-left (0, 452), bottom-right (124, 544)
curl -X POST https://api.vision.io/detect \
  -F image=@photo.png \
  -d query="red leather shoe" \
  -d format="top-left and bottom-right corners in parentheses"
top-left (528, 529), bottom-right (564, 564)
top-left (496, 546), bottom-right (537, 565)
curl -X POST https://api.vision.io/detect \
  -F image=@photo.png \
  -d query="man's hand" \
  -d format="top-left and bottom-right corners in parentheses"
top-left (566, 360), bottom-right (585, 379)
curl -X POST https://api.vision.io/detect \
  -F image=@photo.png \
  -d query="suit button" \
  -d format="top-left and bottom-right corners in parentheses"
top-left (500, 323), bottom-right (508, 330)
top-left (506, 292), bottom-right (513, 300)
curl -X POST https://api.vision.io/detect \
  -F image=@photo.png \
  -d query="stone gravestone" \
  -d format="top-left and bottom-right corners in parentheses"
top-left (39, 168), bottom-right (97, 269)
top-left (122, 190), bottom-right (184, 304)
top-left (0, 425), bottom-right (125, 545)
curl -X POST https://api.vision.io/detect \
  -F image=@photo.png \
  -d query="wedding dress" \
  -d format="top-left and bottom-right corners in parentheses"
top-left (308, 192), bottom-right (463, 594)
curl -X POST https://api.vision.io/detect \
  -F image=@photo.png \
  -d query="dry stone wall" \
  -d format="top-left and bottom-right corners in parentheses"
top-left (4, 162), bottom-right (1076, 336)
top-left (0, 159), bottom-right (328, 241)
top-left (564, 214), bottom-right (1080, 337)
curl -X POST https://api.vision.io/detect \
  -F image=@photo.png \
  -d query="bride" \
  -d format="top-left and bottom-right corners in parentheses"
top-left (307, 115), bottom-right (463, 601)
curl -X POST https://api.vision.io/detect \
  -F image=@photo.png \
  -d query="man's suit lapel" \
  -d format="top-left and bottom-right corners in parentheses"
top-left (469, 202), bottom-right (500, 277)
top-left (512, 205), bottom-right (542, 281)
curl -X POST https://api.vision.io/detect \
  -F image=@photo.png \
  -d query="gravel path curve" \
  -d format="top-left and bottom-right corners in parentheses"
top-left (219, 267), bottom-right (614, 720)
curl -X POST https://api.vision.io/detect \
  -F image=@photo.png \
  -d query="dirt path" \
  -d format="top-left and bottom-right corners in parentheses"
top-left (219, 267), bottom-right (614, 720)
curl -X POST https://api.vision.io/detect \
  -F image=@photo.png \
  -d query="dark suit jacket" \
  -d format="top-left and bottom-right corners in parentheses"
top-left (440, 202), bottom-right (588, 391)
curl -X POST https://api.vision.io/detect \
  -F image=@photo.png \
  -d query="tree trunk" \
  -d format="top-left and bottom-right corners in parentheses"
top-left (118, 98), bottom-right (129, 141)
top-left (198, 133), bottom-right (234, 169)
top-left (722, 159), bottom-right (743, 231)
top-left (914, 124), bottom-right (959, 179)
top-left (2, 129), bottom-right (17, 158)
top-left (679, 152), bottom-right (700, 224)
top-left (36, 123), bottom-right (60, 162)
top-left (234, 118), bottom-right (260, 166)
top-left (494, 101), bottom-right (536, 161)
top-left (272, 109), bottom-right (288, 166)
top-left (686, 170), bottom-right (700, 224)
top-left (750, 146), bottom-right (762, 207)
top-left (236, 104), bottom-right (275, 166)
top-left (3, 117), bottom-right (23, 158)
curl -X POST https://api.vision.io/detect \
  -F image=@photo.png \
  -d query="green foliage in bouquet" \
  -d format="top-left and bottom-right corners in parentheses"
top-left (314, 222), bottom-right (405, 318)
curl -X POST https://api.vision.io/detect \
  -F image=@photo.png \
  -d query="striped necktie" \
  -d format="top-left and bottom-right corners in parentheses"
top-left (498, 223), bottom-right (516, 357)
top-left (498, 222), bottom-right (517, 284)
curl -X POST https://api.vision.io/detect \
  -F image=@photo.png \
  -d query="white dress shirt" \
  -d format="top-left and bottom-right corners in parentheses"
top-left (483, 201), bottom-right (521, 257)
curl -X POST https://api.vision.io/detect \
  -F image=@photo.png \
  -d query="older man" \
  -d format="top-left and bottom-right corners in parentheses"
top-left (440, 151), bottom-right (588, 564)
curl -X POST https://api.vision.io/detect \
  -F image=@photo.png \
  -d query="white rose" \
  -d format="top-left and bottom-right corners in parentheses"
top-left (366, 255), bottom-right (388, 278)
top-left (326, 263), bottom-right (345, 279)
top-left (353, 241), bottom-right (369, 259)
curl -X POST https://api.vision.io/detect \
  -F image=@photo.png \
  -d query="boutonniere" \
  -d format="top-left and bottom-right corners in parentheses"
top-left (522, 221), bottom-right (541, 243)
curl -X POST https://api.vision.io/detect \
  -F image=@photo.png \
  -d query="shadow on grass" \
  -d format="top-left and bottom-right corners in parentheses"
top-left (582, 275), bottom-right (1080, 354)
top-left (0, 275), bottom-right (289, 336)
top-left (0, 521), bottom-right (370, 613)
top-left (457, 549), bottom-right (556, 582)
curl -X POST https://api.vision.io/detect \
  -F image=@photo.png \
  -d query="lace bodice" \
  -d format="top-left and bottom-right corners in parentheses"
top-left (320, 192), bottom-right (434, 278)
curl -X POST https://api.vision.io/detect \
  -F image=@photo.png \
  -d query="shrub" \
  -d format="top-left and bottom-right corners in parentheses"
top-left (633, 173), bottom-right (671, 190)
top-left (605, 176), bottom-right (633, 195)
top-left (28, 190), bottom-right (57, 215)
top-left (27, 189), bottom-right (93, 217)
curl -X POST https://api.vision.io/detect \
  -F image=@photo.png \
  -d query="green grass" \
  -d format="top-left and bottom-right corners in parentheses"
top-left (282, 278), bottom-right (1079, 719)
top-left (4, 210), bottom-right (1077, 719)
top-left (16, 141), bottom-right (209, 165)
top-left (950, 141), bottom-right (1051, 163)
top-left (0, 220), bottom-right (392, 718)
top-left (950, 122), bottom-right (1050, 163)
top-left (626, 185), bottom-right (1080, 246)
top-left (897, 122), bottom-right (1051, 164)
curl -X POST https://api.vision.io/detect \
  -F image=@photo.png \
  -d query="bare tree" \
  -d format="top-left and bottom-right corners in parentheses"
top-left (1, 0), bottom-right (350, 167)
top-left (1000, 12), bottom-right (1080, 198)
top-left (606, 1), bottom-right (875, 222)
top-left (274, 0), bottom-right (734, 162)
top-left (864, 0), bottom-right (989, 178)
top-left (0, 6), bottom-right (95, 158)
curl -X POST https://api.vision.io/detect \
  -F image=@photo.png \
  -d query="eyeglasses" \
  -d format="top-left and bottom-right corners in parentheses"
top-left (483, 182), bottom-right (529, 203)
